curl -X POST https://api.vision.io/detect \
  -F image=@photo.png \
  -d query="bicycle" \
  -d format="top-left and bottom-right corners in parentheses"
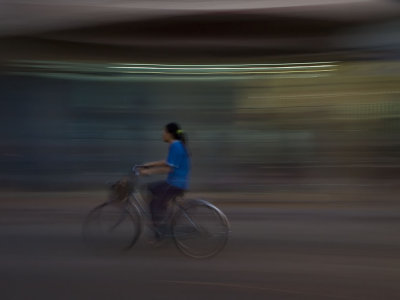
top-left (83, 165), bottom-right (231, 259)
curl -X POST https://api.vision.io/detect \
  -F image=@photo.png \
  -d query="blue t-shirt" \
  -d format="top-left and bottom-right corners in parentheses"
top-left (166, 141), bottom-right (191, 190)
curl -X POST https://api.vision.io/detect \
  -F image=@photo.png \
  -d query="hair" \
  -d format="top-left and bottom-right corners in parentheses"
top-left (165, 122), bottom-right (190, 155)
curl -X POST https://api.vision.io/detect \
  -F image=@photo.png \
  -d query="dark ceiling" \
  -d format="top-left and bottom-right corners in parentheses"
top-left (0, 5), bottom-right (399, 62)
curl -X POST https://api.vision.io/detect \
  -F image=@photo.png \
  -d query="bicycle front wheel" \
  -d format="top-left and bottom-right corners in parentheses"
top-left (172, 199), bottom-right (230, 259)
top-left (83, 201), bottom-right (142, 251)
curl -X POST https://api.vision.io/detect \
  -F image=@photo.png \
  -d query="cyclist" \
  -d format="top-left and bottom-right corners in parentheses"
top-left (139, 122), bottom-right (191, 241)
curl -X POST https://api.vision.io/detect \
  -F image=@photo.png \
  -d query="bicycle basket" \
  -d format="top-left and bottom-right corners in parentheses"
top-left (109, 177), bottom-right (134, 202)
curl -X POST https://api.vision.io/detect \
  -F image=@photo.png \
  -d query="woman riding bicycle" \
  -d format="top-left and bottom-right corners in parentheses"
top-left (139, 122), bottom-right (191, 241)
top-left (84, 124), bottom-right (229, 257)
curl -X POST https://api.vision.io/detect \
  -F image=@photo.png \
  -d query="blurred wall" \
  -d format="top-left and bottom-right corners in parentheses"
top-left (1, 61), bottom-right (400, 193)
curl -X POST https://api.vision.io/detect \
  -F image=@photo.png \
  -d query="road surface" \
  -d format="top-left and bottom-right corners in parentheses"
top-left (1, 204), bottom-right (400, 299)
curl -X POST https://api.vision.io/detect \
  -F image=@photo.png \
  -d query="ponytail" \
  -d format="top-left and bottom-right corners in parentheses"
top-left (175, 129), bottom-right (186, 145)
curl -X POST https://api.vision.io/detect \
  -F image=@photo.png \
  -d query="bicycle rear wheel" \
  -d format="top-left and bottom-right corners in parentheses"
top-left (172, 199), bottom-right (230, 259)
top-left (83, 201), bottom-right (142, 251)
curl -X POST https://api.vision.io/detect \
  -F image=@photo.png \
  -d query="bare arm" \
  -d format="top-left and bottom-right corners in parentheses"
top-left (142, 165), bottom-right (171, 175)
top-left (140, 160), bottom-right (171, 175)
top-left (142, 160), bottom-right (167, 168)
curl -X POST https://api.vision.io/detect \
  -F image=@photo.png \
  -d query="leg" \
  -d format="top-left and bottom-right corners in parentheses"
top-left (148, 181), bottom-right (183, 239)
top-left (148, 181), bottom-right (171, 238)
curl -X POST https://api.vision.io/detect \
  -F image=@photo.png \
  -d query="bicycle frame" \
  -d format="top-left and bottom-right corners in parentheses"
top-left (128, 190), bottom-right (149, 218)
top-left (125, 165), bottom-right (151, 219)
top-left (123, 176), bottom-right (182, 231)
top-left (127, 165), bottom-right (186, 223)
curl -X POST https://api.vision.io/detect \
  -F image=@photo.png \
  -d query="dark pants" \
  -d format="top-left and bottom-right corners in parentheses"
top-left (148, 181), bottom-right (184, 238)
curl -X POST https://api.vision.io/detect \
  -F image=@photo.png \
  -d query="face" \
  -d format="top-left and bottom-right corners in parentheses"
top-left (162, 128), bottom-right (172, 143)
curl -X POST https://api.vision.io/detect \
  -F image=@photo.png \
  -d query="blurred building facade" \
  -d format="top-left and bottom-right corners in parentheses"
top-left (0, 2), bottom-right (399, 193)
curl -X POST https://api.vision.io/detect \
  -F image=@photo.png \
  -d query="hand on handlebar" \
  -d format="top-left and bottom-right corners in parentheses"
top-left (132, 164), bottom-right (150, 176)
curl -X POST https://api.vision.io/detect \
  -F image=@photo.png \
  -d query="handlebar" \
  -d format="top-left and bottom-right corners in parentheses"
top-left (132, 164), bottom-right (149, 176)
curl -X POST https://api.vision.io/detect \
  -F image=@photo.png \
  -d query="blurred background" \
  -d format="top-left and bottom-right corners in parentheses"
top-left (1, 0), bottom-right (400, 198)
top-left (1, 1), bottom-right (400, 299)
